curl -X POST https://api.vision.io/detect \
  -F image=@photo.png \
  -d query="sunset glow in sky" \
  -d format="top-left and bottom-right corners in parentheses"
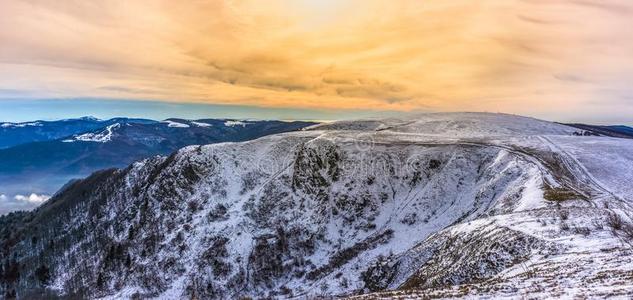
top-left (1, 0), bottom-right (632, 122)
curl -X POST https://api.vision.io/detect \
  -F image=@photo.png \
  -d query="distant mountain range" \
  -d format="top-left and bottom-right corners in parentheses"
top-left (563, 123), bottom-right (633, 139)
top-left (0, 117), bottom-right (315, 212)
top-left (0, 117), bottom-right (155, 149)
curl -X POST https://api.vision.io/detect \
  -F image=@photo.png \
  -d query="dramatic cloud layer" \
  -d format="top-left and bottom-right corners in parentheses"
top-left (0, 0), bottom-right (632, 121)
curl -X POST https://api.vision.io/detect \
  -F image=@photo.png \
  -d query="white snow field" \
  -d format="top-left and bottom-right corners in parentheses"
top-left (9, 113), bottom-right (632, 299)
top-left (163, 120), bottom-right (191, 128)
top-left (63, 123), bottom-right (122, 143)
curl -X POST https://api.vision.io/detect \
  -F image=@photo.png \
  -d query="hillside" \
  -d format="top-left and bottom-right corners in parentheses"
top-left (0, 113), bottom-right (632, 299)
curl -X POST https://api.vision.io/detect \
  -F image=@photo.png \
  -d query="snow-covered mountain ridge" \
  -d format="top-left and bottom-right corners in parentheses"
top-left (1, 113), bottom-right (632, 299)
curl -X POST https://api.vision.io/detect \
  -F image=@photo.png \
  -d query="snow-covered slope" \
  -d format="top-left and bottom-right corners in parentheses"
top-left (63, 123), bottom-right (121, 143)
top-left (310, 112), bottom-right (576, 137)
top-left (1, 113), bottom-right (632, 299)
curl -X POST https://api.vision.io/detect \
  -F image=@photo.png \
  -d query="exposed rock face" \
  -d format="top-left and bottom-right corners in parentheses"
top-left (1, 113), bottom-right (632, 299)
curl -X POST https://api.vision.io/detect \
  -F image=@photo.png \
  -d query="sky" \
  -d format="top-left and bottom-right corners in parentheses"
top-left (0, 0), bottom-right (632, 123)
top-left (0, 98), bottom-right (410, 122)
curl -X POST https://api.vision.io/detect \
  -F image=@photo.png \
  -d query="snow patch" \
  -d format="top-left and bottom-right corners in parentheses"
top-left (163, 120), bottom-right (191, 128)
top-left (514, 167), bottom-right (546, 211)
top-left (64, 123), bottom-right (120, 143)
top-left (224, 120), bottom-right (247, 127)
top-left (191, 121), bottom-right (212, 127)
top-left (1, 122), bottom-right (43, 128)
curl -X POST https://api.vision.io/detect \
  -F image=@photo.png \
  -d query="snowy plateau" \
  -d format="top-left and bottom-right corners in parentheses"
top-left (1, 112), bottom-right (632, 299)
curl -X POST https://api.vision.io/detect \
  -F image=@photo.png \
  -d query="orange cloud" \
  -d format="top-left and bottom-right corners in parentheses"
top-left (0, 0), bottom-right (632, 119)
